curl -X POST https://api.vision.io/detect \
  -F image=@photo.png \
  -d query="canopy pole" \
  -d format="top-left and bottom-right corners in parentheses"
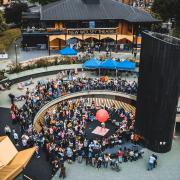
top-left (116, 69), bottom-right (118, 79)
top-left (99, 68), bottom-right (100, 78)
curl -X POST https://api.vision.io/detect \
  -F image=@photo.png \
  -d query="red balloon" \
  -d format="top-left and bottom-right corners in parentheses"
top-left (96, 109), bottom-right (109, 123)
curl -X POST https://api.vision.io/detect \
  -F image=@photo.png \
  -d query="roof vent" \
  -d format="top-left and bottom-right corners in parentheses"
top-left (82, 0), bottom-right (100, 4)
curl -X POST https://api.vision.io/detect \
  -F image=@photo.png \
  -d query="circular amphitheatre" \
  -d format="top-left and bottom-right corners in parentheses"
top-left (33, 90), bottom-right (137, 166)
top-left (34, 91), bottom-right (136, 138)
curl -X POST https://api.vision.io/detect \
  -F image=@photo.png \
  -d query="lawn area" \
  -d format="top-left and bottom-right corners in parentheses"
top-left (0, 28), bottom-right (21, 52)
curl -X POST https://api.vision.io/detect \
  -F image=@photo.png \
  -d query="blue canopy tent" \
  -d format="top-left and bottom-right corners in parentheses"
top-left (117, 60), bottom-right (136, 71)
top-left (100, 59), bottom-right (119, 78)
top-left (83, 58), bottom-right (102, 77)
top-left (59, 47), bottom-right (77, 56)
top-left (83, 58), bottom-right (101, 69)
top-left (100, 59), bottom-right (118, 69)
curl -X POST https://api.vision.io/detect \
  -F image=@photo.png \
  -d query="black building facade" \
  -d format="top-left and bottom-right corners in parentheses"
top-left (135, 32), bottom-right (180, 153)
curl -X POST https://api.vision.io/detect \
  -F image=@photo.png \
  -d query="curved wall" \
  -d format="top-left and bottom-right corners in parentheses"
top-left (135, 32), bottom-right (180, 153)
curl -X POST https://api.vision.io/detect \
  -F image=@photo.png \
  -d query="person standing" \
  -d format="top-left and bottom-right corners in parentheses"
top-left (59, 163), bottom-right (66, 179)
top-left (117, 148), bottom-right (123, 163)
top-left (12, 129), bottom-right (19, 146)
top-left (97, 156), bottom-right (103, 169)
top-left (134, 48), bottom-right (137, 59)
top-left (147, 154), bottom-right (156, 171)
top-left (103, 153), bottom-right (110, 168)
top-left (4, 125), bottom-right (11, 137)
top-left (77, 148), bottom-right (83, 163)
top-left (35, 144), bottom-right (40, 158)
top-left (66, 147), bottom-right (73, 163)
top-left (51, 159), bottom-right (59, 177)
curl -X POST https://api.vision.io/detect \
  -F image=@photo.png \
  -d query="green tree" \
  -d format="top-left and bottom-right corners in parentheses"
top-left (152, 0), bottom-right (180, 38)
top-left (4, 3), bottom-right (29, 25)
top-left (0, 10), bottom-right (7, 33)
top-left (0, 11), bottom-right (3, 25)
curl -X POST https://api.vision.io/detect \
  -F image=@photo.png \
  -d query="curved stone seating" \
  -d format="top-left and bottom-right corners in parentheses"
top-left (34, 90), bottom-right (136, 133)
top-left (4, 64), bottom-right (83, 84)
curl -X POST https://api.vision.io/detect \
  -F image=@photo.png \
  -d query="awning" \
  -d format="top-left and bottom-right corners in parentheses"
top-left (66, 35), bottom-right (83, 40)
top-left (49, 35), bottom-right (66, 41)
top-left (83, 34), bottom-right (100, 40)
top-left (59, 47), bottom-right (77, 56)
top-left (83, 58), bottom-right (101, 69)
top-left (100, 34), bottom-right (117, 41)
top-left (117, 35), bottom-right (133, 42)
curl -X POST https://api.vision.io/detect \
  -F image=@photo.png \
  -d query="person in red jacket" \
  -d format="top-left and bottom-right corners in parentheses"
top-left (117, 148), bottom-right (124, 163)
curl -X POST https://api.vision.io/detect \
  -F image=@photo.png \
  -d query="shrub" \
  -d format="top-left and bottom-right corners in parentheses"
top-left (0, 71), bottom-right (5, 81)
top-left (7, 55), bottom-right (89, 74)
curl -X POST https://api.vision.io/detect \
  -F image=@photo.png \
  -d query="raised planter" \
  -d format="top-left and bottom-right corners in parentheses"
top-left (4, 64), bottom-right (83, 84)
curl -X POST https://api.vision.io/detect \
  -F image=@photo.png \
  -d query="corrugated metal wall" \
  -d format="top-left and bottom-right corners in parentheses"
top-left (135, 32), bottom-right (180, 153)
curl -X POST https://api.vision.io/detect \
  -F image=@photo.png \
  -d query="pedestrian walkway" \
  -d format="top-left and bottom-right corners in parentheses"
top-left (0, 49), bottom-right (139, 72)
top-left (6, 45), bottom-right (140, 63)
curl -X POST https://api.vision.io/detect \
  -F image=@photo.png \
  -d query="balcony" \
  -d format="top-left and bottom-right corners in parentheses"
top-left (22, 27), bottom-right (67, 35)
top-left (22, 27), bottom-right (118, 35)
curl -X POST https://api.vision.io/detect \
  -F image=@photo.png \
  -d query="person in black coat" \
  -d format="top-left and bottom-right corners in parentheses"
top-left (59, 163), bottom-right (66, 179)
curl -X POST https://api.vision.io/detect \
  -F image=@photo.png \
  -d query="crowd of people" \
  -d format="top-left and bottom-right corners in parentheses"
top-left (40, 97), bottom-right (146, 176)
top-left (4, 72), bottom-right (157, 178)
top-left (8, 96), bottom-right (143, 177)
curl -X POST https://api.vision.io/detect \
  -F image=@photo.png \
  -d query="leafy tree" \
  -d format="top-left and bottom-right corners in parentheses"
top-left (152, 0), bottom-right (180, 38)
top-left (0, 10), bottom-right (7, 33)
top-left (4, 3), bottom-right (29, 25)
top-left (30, 0), bottom-right (57, 5)
top-left (0, 11), bottom-right (4, 26)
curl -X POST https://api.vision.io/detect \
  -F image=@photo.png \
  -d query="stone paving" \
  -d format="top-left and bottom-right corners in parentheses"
top-left (52, 137), bottom-right (180, 180)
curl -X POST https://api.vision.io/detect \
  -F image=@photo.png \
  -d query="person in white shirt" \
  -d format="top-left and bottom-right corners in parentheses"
top-left (147, 154), bottom-right (156, 170)
top-left (4, 125), bottom-right (11, 137)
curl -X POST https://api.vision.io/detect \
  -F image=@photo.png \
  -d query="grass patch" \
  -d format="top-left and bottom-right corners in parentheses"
top-left (0, 28), bottom-right (21, 52)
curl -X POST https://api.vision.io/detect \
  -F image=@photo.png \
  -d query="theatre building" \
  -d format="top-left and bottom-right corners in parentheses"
top-left (22, 0), bottom-right (158, 51)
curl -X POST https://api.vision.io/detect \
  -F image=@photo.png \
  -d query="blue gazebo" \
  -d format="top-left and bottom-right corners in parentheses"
top-left (100, 59), bottom-right (118, 69)
top-left (59, 47), bottom-right (77, 56)
top-left (83, 58), bottom-right (101, 69)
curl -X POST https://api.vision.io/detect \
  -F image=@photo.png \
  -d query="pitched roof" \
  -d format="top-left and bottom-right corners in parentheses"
top-left (41, 0), bottom-right (158, 22)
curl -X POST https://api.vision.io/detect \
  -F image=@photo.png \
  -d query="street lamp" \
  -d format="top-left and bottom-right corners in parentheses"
top-left (15, 44), bottom-right (18, 68)
top-left (46, 35), bottom-right (51, 56)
